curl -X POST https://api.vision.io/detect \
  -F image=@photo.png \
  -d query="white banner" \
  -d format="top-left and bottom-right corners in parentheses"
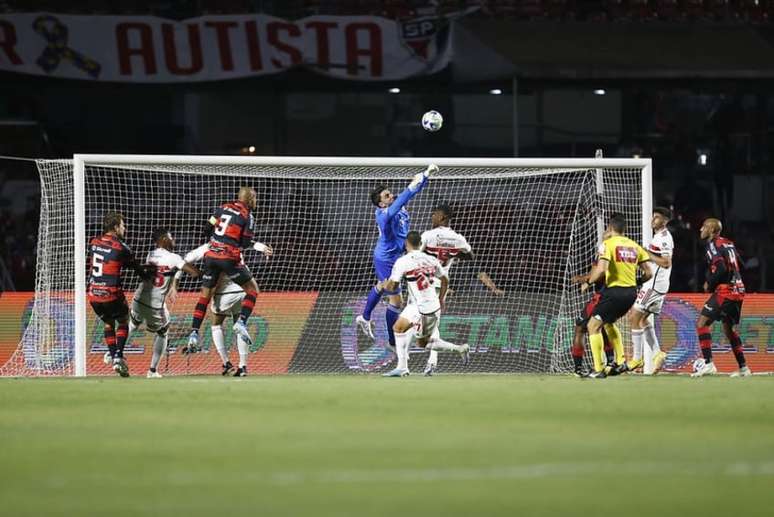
top-left (0, 12), bottom-right (459, 82)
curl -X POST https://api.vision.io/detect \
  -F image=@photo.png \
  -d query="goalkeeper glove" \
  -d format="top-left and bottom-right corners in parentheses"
top-left (252, 241), bottom-right (268, 253)
top-left (409, 164), bottom-right (437, 190)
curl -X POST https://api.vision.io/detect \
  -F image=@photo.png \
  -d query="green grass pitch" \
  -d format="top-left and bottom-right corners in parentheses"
top-left (1, 375), bottom-right (773, 517)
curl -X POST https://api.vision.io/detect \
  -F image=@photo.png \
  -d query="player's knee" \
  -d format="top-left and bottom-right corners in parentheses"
top-left (393, 320), bottom-right (411, 333)
top-left (156, 324), bottom-right (169, 337)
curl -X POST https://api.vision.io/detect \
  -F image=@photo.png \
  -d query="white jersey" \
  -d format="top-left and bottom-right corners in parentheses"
top-left (133, 248), bottom-right (186, 309)
top-left (421, 226), bottom-right (472, 277)
top-left (643, 228), bottom-right (674, 293)
top-left (389, 250), bottom-right (447, 314)
top-left (183, 243), bottom-right (243, 295)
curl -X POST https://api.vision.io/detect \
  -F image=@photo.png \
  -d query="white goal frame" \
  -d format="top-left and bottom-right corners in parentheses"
top-left (72, 154), bottom-right (652, 376)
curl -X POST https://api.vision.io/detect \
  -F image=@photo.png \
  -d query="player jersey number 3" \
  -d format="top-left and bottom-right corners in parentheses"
top-left (214, 214), bottom-right (233, 236)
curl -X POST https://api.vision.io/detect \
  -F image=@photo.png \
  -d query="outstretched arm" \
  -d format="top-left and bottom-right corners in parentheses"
top-left (385, 164), bottom-right (437, 219)
top-left (477, 271), bottom-right (504, 296)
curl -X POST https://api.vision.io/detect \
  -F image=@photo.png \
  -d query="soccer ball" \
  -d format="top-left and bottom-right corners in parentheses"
top-left (421, 110), bottom-right (443, 132)
top-left (692, 357), bottom-right (706, 373)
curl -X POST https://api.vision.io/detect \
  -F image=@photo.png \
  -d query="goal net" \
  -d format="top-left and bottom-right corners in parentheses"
top-left (0, 156), bottom-right (650, 376)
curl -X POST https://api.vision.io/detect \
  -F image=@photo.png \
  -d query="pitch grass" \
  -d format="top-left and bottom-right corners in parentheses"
top-left (1, 375), bottom-right (773, 517)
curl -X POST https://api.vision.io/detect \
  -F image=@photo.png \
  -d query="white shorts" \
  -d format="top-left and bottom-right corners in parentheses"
top-left (130, 300), bottom-right (170, 333)
top-left (633, 287), bottom-right (666, 315)
top-left (210, 290), bottom-right (245, 316)
top-left (400, 304), bottom-right (440, 341)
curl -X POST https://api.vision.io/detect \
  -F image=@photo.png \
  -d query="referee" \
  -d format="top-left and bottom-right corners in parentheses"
top-left (580, 214), bottom-right (652, 378)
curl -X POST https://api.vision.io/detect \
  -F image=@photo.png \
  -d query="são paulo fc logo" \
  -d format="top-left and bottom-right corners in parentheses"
top-left (398, 16), bottom-right (450, 62)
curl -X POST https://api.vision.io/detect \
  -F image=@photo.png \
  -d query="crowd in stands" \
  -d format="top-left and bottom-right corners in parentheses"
top-left (2, 0), bottom-right (772, 23)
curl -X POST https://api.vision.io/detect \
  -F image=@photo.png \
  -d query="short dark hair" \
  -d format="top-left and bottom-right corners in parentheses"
top-left (370, 184), bottom-right (388, 207)
top-left (406, 231), bottom-right (422, 248)
top-left (152, 227), bottom-right (170, 243)
top-left (433, 202), bottom-right (454, 220)
top-left (102, 211), bottom-right (124, 233)
top-left (608, 213), bottom-right (627, 233)
top-left (653, 206), bottom-right (672, 220)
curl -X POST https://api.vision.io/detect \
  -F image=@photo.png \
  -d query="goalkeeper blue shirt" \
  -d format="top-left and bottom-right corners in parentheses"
top-left (373, 176), bottom-right (428, 262)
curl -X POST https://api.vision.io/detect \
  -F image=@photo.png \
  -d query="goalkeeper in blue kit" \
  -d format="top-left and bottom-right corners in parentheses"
top-left (357, 164), bottom-right (437, 348)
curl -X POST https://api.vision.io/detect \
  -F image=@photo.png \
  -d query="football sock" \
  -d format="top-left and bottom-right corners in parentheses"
top-left (729, 331), bottom-right (746, 368)
top-left (394, 330), bottom-right (410, 370)
top-left (191, 297), bottom-right (210, 330)
top-left (571, 340), bottom-right (584, 370)
top-left (643, 323), bottom-right (660, 353)
top-left (602, 328), bottom-right (614, 363)
top-left (362, 286), bottom-right (382, 321)
top-left (427, 337), bottom-right (463, 353)
top-left (104, 325), bottom-right (117, 359)
top-left (604, 323), bottom-right (625, 365)
top-left (385, 303), bottom-right (401, 348)
top-left (589, 332), bottom-right (605, 372)
top-left (150, 334), bottom-right (166, 370)
top-left (427, 349), bottom-right (439, 367)
top-left (238, 290), bottom-right (257, 323)
top-left (237, 335), bottom-right (249, 368)
top-left (116, 322), bottom-right (128, 357)
top-left (631, 329), bottom-right (644, 361)
top-left (211, 325), bottom-right (229, 364)
top-left (697, 326), bottom-right (713, 362)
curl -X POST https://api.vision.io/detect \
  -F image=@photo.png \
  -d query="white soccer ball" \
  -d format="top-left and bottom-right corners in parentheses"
top-left (692, 357), bottom-right (706, 373)
top-left (422, 110), bottom-right (443, 132)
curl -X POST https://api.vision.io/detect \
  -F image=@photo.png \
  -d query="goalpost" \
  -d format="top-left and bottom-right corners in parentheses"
top-left (1, 155), bottom-right (651, 377)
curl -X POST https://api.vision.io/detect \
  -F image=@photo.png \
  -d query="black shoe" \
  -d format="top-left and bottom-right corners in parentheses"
top-left (573, 367), bottom-right (589, 378)
top-left (588, 370), bottom-right (607, 379)
top-left (221, 361), bottom-right (234, 376)
top-left (607, 363), bottom-right (626, 376)
top-left (233, 366), bottom-right (247, 377)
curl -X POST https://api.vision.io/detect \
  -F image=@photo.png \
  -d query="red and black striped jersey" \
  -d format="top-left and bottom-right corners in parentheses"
top-left (87, 234), bottom-right (133, 302)
top-left (206, 200), bottom-right (254, 261)
top-left (706, 237), bottom-right (745, 299)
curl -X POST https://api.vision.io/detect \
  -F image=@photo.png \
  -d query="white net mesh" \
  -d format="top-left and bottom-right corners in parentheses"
top-left (1, 158), bottom-right (646, 376)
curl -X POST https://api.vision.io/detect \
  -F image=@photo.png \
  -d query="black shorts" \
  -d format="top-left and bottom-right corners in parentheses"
top-left (202, 256), bottom-right (252, 289)
top-left (701, 293), bottom-right (743, 325)
top-left (591, 286), bottom-right (637, 324)
top-left (575, 292), bottom-right (602, 327)
top-left (90, 298), bottom-right (129, 322)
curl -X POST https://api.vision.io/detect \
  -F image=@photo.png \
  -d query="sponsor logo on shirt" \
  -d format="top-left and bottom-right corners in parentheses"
top-left (615, 246), bottom-right (638, 263)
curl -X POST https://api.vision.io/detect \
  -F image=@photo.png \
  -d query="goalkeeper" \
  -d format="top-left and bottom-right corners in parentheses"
top-left (356, 164), bottom-right (437, 349)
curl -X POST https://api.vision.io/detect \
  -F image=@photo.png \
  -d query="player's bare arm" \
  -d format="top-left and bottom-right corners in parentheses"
top-left (439, 275), bottom-right (449, 309)
top-left (647, 250), bottom-right (671, 269)
top-left (581, 259), bottom-right (608, 293)
top-left (477, 271), bottom-right (505, 295)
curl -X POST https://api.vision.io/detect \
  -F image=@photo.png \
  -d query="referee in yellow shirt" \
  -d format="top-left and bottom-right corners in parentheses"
top-left (581, 214), bottom-right (652, 378)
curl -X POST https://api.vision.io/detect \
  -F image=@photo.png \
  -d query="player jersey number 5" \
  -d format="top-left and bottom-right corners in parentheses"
top-left (91, 253), bottom-right (105, 277)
